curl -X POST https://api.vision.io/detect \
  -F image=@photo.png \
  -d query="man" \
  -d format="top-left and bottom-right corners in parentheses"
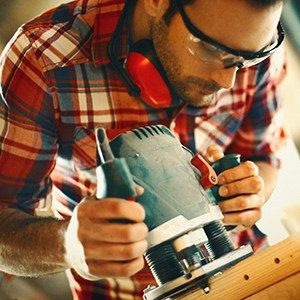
top-left (0, 0), bottom-right (287, 299)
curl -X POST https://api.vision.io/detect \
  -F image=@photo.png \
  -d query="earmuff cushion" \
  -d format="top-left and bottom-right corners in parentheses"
top-left (125, 39), bottom-right (175, 108)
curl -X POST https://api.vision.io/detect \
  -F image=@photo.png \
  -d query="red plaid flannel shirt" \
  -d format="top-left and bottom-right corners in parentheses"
top-left (0, 0), bottom-right (287, 298)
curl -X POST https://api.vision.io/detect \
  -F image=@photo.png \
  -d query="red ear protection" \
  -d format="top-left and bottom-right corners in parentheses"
top-left (125, 39), bottom-right (175, 108)
top-left (108, 0), bottom-right (180, 108)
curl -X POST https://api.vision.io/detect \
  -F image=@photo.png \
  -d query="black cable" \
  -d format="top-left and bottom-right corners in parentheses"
top-left (107, 0), bottom-right (141, 97)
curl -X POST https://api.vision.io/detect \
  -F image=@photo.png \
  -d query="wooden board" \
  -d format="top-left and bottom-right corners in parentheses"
top-left (176, 232), bottom-right (300, 300)
top-left (245, 272), bottom-right (300, 300)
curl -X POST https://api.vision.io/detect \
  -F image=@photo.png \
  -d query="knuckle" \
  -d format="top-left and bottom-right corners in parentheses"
top-left (243, 209), bottom-right (262, 227)
top-left (226, 182), bottom-right (239, 195)
top-left (121, 244), bottom-right (139, 260)
top-left (244, 161), bottom-right (258, 174)
top-left (251, 176), bottom-right (264, 191)
top-left (122, 223), bottom-right (148, 242)
top-left (122, 225), bottom-right (138, 241)
top-left (254, 207), bottom-right (262, 220)
top-left (120, 265), bottom-right (133, 277)
top-left (237, 197), bottom-right (249, 209)
top-left (120, 265), bottom-right (134, 277)
top-left (120, 258), bottom-right (144, 277)
top-left (122, 240), bottom-right (147, 260)
top-left (109, 201), bottom-right (144, 220)
top-left (206, 144), bottom-right (224, 162)
top-left (110, 200), bottom-right (124, 214)
top-left (109, 200), bottom-right (131, 218)
top-left (224, 171), bottom-right (235, 183)
top-left (235, 214), bottom-right (244, 225)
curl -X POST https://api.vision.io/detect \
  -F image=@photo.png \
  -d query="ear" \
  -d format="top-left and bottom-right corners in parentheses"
top-left (143, 0), bottom-right (170, 18)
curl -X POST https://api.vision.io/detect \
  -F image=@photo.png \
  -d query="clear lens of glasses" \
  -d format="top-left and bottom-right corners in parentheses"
top-left (184, 33), bottom-right (278, 69)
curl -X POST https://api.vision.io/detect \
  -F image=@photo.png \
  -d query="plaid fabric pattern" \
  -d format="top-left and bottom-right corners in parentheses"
top-left (0, 0), bottom-right (287, 298)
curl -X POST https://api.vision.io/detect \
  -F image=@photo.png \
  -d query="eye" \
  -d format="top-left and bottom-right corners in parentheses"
top-left (190, 36), bottom-right (221, 58)
top-left (199, 41), bottom-right (221, 57)
top-left (185, 34), bottom-right (225, 66)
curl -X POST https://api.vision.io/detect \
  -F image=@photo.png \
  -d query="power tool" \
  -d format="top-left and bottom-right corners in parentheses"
top-left (95, 125), bottom-right (253, 300)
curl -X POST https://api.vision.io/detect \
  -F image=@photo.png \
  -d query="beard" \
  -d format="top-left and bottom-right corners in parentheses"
top-left (150, 19), bottom-right (220, 107)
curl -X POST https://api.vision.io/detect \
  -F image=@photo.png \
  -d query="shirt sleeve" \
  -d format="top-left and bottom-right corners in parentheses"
top-left (0, 27), bottom-right (58, 214)
top-left (226, 47), bottom-right (288, 168)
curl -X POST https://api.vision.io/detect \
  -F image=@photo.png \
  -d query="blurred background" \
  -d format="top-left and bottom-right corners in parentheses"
top-left (0, 0), bottom-right (300, 299)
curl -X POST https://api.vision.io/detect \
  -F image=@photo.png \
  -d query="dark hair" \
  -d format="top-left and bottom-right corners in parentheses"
top-left (163, 0), bottom-right (192, 25)
top-left (163, 0), bottom-right (287, 24)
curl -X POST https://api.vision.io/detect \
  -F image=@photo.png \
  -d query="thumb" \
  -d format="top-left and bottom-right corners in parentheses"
top-left (135, 184), bottom-right (144, 196)
top-left (206, 144), bottom-right (224, 163)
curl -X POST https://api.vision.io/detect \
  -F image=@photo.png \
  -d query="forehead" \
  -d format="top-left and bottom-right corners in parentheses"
top-left (183, 0), bottom-right (283, 52)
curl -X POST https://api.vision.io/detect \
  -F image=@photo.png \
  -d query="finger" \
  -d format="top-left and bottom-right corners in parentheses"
top-left (221, 208), bottom-right (262, 228)
top-left (218, 176), bottom-right (263, 197)
top-left (77, 199), bottom-right (146, 222)
top-left (87, 256), bottom-right (145, 278)
top-left (79, 222), bottom-right (148, 243)
top-left (218, 161), bottom-right (259, 184)
top-left (84, 240), bottom-right (148, 261)
top-left (218, 194), bottom-right (264, 213)
top-left (135, 184), bottom-right (144, 196)
top-left (206, 144), bottom-right (224, 163)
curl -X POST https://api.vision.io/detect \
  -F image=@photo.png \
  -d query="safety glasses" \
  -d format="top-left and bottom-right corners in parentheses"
top-left (175, 0), bottom-right (285, 69)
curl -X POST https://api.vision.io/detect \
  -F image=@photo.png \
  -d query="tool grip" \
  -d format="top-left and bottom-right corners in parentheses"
top-left (96, 158), bottom-right (137, 200)
top-left (96, 158), bottom-right (137, 224)
top-left (210, 153), bottom-right (241, 231)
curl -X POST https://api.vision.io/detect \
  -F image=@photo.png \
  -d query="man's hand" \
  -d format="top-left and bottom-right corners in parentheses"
top-left (65, 188), bottom-right (148, 281)
top-left (206, 145), bottom-right (265, 228)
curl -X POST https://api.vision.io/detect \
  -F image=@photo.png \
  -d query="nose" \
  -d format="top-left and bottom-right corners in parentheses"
top-left (210, 66), bottom-right (238, 89)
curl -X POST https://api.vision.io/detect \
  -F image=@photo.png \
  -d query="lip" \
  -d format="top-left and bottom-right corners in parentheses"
top-left (189, 84), bottom-right (218, 96)
top-left (198, 84), bottom-right (220, 96)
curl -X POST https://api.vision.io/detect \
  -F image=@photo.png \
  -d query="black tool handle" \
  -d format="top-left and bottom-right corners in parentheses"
top-left (96, 158), bottom-right (137, 200)
top-left (210, 154), bottom-right (241, 230)
top-left (95, 126), bottom-right (137, 200)
top-left (95, 127), bottom-right (137, 224)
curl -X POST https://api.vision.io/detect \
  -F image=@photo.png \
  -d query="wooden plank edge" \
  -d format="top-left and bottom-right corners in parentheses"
top-left (176, 232), bottom-right (300, 299)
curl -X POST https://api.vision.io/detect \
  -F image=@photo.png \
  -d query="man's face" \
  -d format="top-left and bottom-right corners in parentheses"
top-left (150, 0), bottom-right (283, 107)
